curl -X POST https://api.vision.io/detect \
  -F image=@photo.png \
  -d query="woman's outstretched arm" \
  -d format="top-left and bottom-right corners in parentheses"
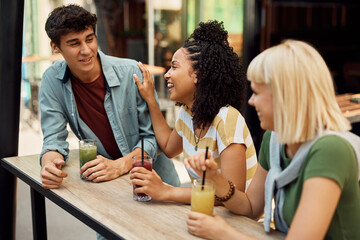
top-left (134, 62), bottom-right (182, 158)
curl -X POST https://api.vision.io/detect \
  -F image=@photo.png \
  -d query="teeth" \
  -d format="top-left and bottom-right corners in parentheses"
top-left (81, 58), bottom-right (91, 62)
top-left (167, 83), bottom-right (174, 88)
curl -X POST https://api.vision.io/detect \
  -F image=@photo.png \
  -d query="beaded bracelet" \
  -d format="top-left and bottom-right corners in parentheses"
top-left (215, 180), bottom-right (235, 202)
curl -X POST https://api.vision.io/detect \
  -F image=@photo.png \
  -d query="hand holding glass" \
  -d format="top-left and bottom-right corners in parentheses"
top-left (132, 155), bottom-right (153, 201)
top-left (191, 179), bottom-right (215, 216)
top-left (79, 139), bottom-right (97, 180)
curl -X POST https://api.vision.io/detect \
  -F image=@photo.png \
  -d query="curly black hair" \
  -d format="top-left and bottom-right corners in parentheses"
top-left (182, 20), bottom-right (247, 129)
top-left (45, 4), bottom-right (97, 47)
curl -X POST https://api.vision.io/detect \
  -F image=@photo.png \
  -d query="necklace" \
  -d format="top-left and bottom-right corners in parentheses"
top-left (193, 126), bottom-right (203, 151)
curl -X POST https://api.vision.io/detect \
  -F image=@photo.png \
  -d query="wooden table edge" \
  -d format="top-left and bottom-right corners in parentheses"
top-left (0, 157), bottom-right (124, 240)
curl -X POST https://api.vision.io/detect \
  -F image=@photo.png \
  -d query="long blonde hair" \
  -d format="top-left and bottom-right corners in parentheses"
top-left (247, 39), bottom-right (351, 144)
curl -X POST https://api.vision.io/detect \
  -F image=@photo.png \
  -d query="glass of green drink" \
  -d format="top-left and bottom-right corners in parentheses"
top-left (79, 139), bottom-right (97, 180)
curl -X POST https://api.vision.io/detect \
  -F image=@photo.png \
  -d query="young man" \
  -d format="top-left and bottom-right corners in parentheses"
top-left (39, 4), bottom-right (179, 189)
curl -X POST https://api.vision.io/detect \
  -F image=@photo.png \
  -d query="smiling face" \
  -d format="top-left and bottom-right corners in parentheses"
top-left (248, 82), bottom-right (274, 131)
top-left (51, 26), bottom-right (100, 82)
top-left (164, 48), bottom-right (197, 107)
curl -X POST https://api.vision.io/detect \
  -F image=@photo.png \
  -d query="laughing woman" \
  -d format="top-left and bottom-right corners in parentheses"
top-left (130, 20), bottom-right (257, 204)
top-left (185, 40), bottom-right (360, 239)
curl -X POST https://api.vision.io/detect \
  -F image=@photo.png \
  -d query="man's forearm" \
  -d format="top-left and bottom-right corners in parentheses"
top-left (115, 148), bottom-right (141, 175)
top-left (116, 148), bottom-right (153, 176)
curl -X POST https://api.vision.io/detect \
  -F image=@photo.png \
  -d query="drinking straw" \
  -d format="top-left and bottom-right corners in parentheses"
top-left (201, 146), bottom-right (209, 190)
top-left (141, 136), bottom-right (144, 166)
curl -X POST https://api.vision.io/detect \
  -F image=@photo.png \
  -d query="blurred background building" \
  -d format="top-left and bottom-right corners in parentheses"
top-left (21, 0), bottom-right (360, 156)
top-left (243, 0), bottom-right (360, 145)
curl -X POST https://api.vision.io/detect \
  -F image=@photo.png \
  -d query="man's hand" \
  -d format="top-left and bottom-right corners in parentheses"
top-left (80, 155), bottom-right (132, 183)
top-left (41, 151), bottom-right (68, 189)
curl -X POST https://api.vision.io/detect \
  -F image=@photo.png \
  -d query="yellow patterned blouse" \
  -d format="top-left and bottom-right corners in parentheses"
top-left (175, 105), bottom-right (257, 190)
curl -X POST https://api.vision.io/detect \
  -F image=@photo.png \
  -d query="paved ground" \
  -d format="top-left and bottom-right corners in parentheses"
top-left (16, 116), bottom-right (190, 240)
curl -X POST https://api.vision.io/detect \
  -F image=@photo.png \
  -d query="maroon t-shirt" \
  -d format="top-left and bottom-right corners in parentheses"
top-left (71, 73), bottom-right (122, 159)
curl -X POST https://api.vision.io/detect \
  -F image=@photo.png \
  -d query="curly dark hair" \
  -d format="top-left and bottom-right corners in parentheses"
top-left (182, 20), bottom-right (247, 129)
top-left (45, 4), bottom-right (97, 47)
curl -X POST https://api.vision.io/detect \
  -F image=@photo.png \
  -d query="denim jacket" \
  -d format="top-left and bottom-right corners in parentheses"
top-left (39, 51), bottom-right (180, 186)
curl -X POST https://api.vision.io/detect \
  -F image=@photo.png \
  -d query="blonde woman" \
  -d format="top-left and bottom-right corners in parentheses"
top-left (185, 40), bottom-right (360, 239)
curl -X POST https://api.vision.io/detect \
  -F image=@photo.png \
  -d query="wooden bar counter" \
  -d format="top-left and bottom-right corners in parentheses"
top-left (1, 151), bottom-right (284, 240)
